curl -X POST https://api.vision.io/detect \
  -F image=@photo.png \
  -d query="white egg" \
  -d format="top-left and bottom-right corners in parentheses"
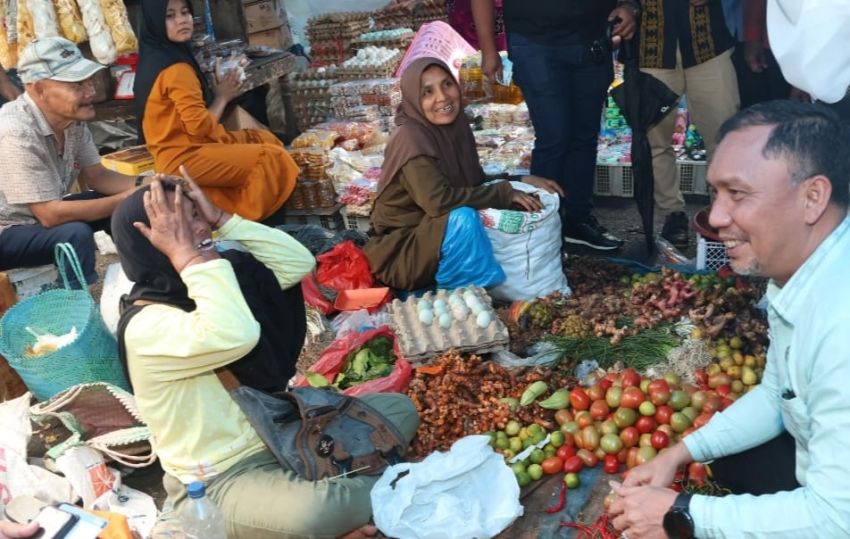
top-left (433, 299), bottom-right (447, 310)
top-left (449, 294), bottom-right (463, 306)
top-left (452, 304), bottom-right (469, 320)
top-left (465, 296), bottom-right (480, 309)
top-left (439, 312), bottom-right (453, 329)
top-left (417, 299), bottom-right (432, 311)
top-left (470, 303), bottom-right (484, 315)
top-left (463, 290), bottom-right (476, 301)
top-left (434, 302), bottom-right (448, 315)
top-left (476, 311), bottom-right (492, 328)
top-left (418, 309), bottom-right (434, 325)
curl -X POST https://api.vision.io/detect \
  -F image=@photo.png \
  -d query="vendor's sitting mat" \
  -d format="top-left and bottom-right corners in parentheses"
top-left (387, 287), bottom-right (509, 364)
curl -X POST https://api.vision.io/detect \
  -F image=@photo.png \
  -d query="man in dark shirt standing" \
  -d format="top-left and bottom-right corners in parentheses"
top-left (639, 0), bottom-right (739, 249)
top-left (473, 0), bottom-right (638, 251)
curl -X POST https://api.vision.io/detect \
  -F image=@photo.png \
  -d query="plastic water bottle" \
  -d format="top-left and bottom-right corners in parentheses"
top-left (180, 481), bottom-right (227, 539)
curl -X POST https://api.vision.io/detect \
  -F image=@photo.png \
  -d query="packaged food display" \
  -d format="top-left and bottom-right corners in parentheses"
top-left (291, 129), bottom-right (340, 150)
top-left (289, 147), bottom-right (330, 181)
top-left (0, 2), bottom-right (18, 68)
top-left (316, 179), bottom-right (336, 208)
top-left (338, 46), bottom-right (402, 80)
top-left (350, 28), bottom-right (413, 52)
top-left (16, 0), bottom-right (35, 52)
top-left (373, 0), bottom-right (447, 30)
top-left (289, 67), bottom-right (338, 131)
top-left (77, 0), bottom-right (117, 64)
top-left (98, 0), bottom-right (137, 53)
top-left (100, 145), bottom-right (155, 175)
top-left (53, 0), bottom-right (86, 43)
top-left (28, 0), bottom-right (59, 39)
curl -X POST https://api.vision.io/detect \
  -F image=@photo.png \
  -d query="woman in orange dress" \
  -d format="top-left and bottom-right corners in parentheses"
top-left (134, 0), bottom-right (297, 221)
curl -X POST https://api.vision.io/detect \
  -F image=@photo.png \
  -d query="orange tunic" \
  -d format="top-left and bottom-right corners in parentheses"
top-left (142, 63), bottom-right (297, 221)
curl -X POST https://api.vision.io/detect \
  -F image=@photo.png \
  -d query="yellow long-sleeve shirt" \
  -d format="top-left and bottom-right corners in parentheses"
top-left (124, 215), bottom-right (315, 483)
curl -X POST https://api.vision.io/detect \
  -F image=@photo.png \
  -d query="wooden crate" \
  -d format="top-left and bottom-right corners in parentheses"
top-left (0, 273), bottom-right (27, 402)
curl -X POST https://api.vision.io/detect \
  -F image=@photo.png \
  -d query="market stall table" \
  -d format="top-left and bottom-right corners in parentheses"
top-left (94, 51), bottom-right (299, 122)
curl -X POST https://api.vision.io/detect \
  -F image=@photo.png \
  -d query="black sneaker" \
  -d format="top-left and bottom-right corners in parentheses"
top-left (662, 211), bottom-right (690, 248)
top-left (563, 215), bottom-right (623, 251)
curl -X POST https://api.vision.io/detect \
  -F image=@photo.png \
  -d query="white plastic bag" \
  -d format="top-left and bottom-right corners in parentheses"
top-left (371, 435), bottom-right (523, 539)
top-left (100, 262), bottom-right (133, 336)
top-left (480, 181), bottom-right (571, 301)
top-left (0, 393), bottom-right (77, 514)
top-left (52, 445), bottom-right (118, 508)
top-left (768, 0), bottom-right (850, 103)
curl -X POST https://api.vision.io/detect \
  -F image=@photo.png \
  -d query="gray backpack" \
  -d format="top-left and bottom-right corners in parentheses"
top-left (221, 373), bottom-right (407, 481)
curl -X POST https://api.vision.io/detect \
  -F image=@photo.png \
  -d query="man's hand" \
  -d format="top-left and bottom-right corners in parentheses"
top-left (133, 180), bottom-right (210, 272)
top-left (609, 5), bottom-right (638, 45)
top-left (623, 442), bottom-right (692, 488)
top-left (0, 520), bottom-right (40, 539)
top-left (744, 41), bottom-right (767, 73)
top-left (481, 50), bottom-right (503, 84)
top-left (608, 482), bottom-right (677, 539)
top-left (521, 175), bottom-right (564, 197)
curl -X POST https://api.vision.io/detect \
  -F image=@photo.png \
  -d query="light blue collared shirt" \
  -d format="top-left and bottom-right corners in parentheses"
top-left (684, 216), bottom-right (850, 538)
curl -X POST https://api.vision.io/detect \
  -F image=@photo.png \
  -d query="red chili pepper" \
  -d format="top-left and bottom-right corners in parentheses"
top-left (546, 483), bottom-right (567, 514)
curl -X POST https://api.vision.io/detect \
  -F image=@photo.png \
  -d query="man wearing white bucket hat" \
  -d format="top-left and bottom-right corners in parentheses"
top-left (0, 37), bottom-right (146, 285)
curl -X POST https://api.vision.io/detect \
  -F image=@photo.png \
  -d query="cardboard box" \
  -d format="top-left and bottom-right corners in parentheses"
top-left (101, 145), bottom-right (155, 175)
top-left (247, 24), bottom-right (293, 51)
top-left (243, 0), bottom-right (287, 33)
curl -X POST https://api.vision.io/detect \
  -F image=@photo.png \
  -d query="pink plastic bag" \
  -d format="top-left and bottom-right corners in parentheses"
top-left (316, 241), bottom-right (374, 292)
top-left (293, 326), bottom-right (412, 397)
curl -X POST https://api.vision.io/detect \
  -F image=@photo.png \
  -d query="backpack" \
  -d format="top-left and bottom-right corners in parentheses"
top-left (221, 371), bottom-right (407, 481)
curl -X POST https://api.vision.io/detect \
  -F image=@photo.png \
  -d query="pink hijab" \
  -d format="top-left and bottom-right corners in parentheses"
top-left (377, 57), bottom-right (482, 195)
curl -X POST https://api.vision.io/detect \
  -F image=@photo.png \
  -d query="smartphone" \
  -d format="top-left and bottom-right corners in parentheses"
top-left (56, 504), bottom-right (108, 539)
top-left (32, 506), bottom-right (78, 539)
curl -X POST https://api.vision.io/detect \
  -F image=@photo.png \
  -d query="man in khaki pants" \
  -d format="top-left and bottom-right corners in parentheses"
top-left (639, 0), bottom-right (740, 248)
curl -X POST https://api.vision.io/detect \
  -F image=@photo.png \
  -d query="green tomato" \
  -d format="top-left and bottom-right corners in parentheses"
top-left (527, 464), bottom-right (544, 481)
top-left (564, 472), bottom-right (581, 489)
top-left (530, 448), bottom-right (546, 465)
top-left (516, 471), bottom-right (532, 487)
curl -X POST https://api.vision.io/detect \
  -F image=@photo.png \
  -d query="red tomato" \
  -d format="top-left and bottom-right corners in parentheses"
top-left (621, 368), bottom-right (641, 388)
top-left (647, 379), bottom-right (670, 396)
top-left (692, 412), bottom-right (714, 429)
top-left (626, 447), bottom-right (640, 469)
top-left (576, 448), bottom-right (598, 468)
top-left (598, 377), bottom-right (613, 391)
top-left (569, 388), bottom-right (591, 411)
top-left (716, 384), bottom-right (732, 397)
top-left (694, 369), bottom-right (708, 387)
top-left (720, 396), bottom-right (735, 410)
top-left (616, 447), bottom-right (629, 464)
top-left (587, 383), bottom-right (606, 402)
top-left (556, 444), bottom-right (577, 461)
top-left (619, 426), bottom-right (640, 448)
top-left (590, 399), bottom-right (610, 420)
top-left (635, 415), bottom-right (658, 434)
top-left (555, 409), bottom-right (574, 426)
top-left (650, 430), bottom-right (669, 450)
top-left (654, 404), bottom-right (674, 425)
top-left (563, 455), bottom-right (584, 474)
top-left (603, 455), bottom-right (620, 474)
top-left (575, 411), bottom-right (594, 429)
top-left (580, 425), bottom-right (600, 451)
top-left (619, 386), bottom-right (646, 410)
top-left (542, 456), bottom-right (564, 475)
top-left (688, 462), bottom-right (708, 485)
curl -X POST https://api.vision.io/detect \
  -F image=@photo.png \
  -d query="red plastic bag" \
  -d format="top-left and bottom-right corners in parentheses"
top-left (293, 326), bottom-right (412, 397)
top-left (316, 240), bottom-right (374, 292)
top-left (302, 272), bottom-right (335, 315)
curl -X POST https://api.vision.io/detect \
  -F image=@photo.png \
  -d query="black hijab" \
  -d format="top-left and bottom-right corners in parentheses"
top-left (133, 0), bottom-right (213, 143)
top-left (112, 185), bottom-right (306, 393)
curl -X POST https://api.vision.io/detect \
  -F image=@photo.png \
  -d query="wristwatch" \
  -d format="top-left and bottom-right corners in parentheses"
top-left (663, 492), bottom-right (694, 539)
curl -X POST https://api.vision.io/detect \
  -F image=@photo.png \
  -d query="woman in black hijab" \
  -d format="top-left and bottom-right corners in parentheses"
top-left (132, 0), bottom-right (298, 222)
top-left (113, 170), bottom-right (309, 393)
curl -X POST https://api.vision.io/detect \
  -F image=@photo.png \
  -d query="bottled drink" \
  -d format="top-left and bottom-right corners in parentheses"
top-left (179, 481), bottom-right (227, 539)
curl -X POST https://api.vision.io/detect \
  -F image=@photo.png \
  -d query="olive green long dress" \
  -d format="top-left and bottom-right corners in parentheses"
top-left (363, 156), bottom-right (513, 290)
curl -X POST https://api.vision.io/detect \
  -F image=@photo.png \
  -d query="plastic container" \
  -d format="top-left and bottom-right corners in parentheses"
top-left (180, 482), bottom-right (227, 539)
top-left (334, 287), bottom-right (392, 312)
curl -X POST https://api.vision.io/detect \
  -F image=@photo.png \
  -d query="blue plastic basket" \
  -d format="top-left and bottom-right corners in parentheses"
top-left (0, 244), bottom-right (128, 401)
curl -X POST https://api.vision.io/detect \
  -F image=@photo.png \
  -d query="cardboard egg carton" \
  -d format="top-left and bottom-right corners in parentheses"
top-left (388, 286), bottom-right (509, 364)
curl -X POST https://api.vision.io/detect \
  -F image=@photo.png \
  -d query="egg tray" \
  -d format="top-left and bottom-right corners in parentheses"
top-left (387, 286), bottom-right (510, 364)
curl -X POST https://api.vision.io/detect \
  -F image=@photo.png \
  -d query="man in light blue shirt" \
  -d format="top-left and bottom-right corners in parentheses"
top-left (608, 100), bottom-right (850, 538)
